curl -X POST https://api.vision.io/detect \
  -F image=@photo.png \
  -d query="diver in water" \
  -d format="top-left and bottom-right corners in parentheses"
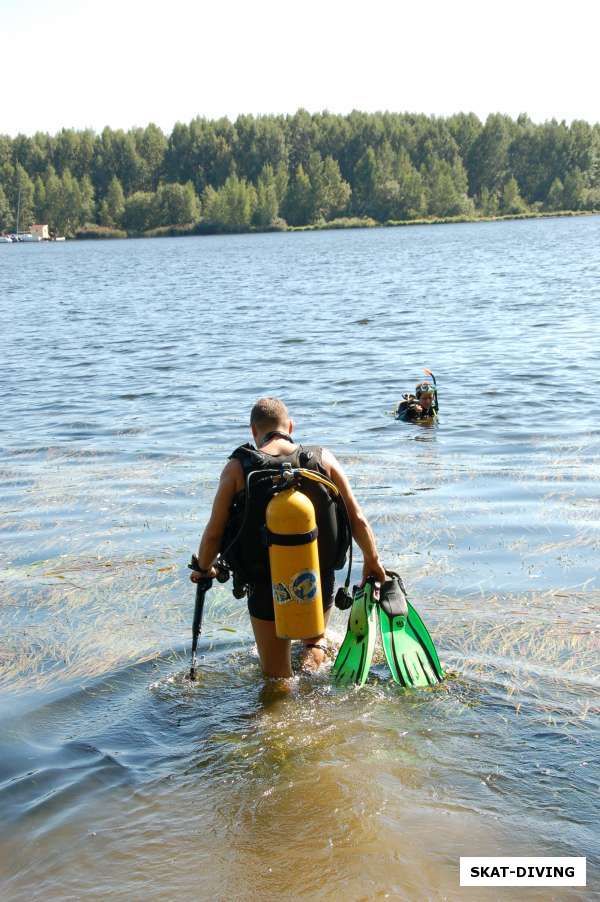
top-left (190, 397), bottom-right (386, 678)
top-left (395, 371), bottom-right (439, 422)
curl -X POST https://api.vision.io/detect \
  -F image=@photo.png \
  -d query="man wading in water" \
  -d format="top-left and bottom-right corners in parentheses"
top-left (190, 398), bottom-right (385, 678)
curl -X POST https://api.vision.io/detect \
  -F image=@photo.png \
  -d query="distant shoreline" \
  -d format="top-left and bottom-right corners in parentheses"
top-left (290, 209), bottom-right (600, 231)
top-left (72, 209), bottom-right (599, 240)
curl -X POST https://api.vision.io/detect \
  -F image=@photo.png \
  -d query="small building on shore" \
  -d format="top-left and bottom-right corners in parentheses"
top-left (31, 224), bottom-right (50, 240)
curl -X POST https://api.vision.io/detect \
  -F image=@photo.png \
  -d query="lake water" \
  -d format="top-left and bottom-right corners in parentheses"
top-left (0, 218), bottom-right (598, 899)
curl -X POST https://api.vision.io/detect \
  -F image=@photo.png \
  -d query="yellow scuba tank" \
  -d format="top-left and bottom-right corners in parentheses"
top-left (265, 486), bottom-right (324, 639)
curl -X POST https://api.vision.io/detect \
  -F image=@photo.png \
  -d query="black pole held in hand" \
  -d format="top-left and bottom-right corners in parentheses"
top-left (188, 555), bottom-right (213, 681)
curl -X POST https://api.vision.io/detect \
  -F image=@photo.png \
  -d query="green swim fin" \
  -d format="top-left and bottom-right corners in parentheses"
top-left (332, 580), bottom-right (378, 686)
top-left (378, 572), bottom-right (444, 688)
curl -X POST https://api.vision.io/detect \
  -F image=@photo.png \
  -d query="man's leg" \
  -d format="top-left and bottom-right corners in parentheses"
top-left (250, 616), bottom-right (292, 678)
top-left (299, 572), bottom-right (335, 671)
top-left (298, 607), bottom-right (331, 671)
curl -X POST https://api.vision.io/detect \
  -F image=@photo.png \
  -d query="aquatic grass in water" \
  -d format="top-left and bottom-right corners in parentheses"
top-left (0, 547), bottom-right (248, 693)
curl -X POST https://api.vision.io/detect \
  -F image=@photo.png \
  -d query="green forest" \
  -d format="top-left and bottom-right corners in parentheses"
top-left (1, 110), bottom-right (599, 237)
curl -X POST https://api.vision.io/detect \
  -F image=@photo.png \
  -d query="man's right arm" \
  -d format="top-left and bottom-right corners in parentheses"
top-left (321, 449), bottom-right (386, 583)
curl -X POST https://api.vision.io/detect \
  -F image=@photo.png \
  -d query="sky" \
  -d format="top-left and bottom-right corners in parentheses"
top-left (2, 0), bottom-right (599, 136)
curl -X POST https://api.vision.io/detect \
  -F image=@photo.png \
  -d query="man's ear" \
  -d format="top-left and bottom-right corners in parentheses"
top-left (251, 424), bottom-right (258, 441)
top-left (288, 419), bottom-right (294, 435)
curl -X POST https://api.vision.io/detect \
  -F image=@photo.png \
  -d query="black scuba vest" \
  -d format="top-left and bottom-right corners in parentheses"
top-left (220, 442), bottom-right (350, 586)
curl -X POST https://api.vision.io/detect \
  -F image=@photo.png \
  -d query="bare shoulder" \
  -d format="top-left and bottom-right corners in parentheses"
top-left (321, 447), bottom-right (342, 476)
top-left (220, 457), bottom-right (245, 492)
top-left (321, 448), bottom-right (351, 489)
top-left (320, 447), bottom-right (362, 520)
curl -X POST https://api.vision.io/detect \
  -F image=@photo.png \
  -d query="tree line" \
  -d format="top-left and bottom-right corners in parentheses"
top-left (1, 111), bottom-right (599, 236)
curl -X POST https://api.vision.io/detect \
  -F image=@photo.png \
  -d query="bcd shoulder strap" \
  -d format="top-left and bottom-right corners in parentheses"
top-left (229, 443), bottom-right (324, 475)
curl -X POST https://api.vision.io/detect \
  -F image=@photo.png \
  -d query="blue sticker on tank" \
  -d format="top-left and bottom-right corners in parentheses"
top-left (291, 570), bottom-right (318, 603)
top-left (273, 582), bottom-right (292, 606)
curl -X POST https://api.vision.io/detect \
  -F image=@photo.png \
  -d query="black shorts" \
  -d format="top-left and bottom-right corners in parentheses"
top-left (247, 570), bottom-right (336, 622)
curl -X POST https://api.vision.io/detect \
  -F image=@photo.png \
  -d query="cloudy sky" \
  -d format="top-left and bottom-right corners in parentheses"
top-left (3, 0), bottom-right (598, 135)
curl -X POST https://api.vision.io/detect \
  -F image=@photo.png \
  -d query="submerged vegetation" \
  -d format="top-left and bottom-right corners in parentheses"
top-left (1, 111), bottom-right (599, 237)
